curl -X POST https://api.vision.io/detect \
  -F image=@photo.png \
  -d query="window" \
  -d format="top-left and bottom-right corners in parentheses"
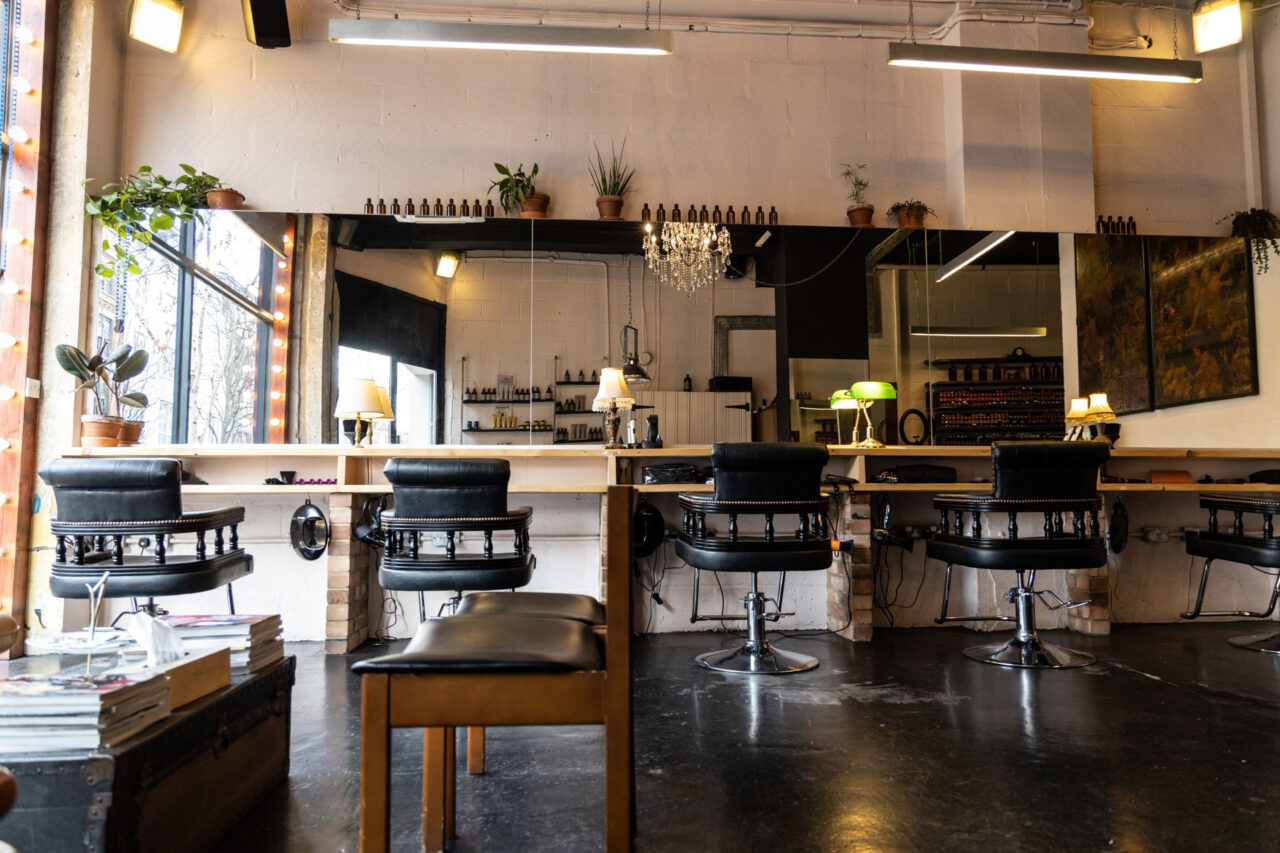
top-left (92, 211), bottom-right (276, 443)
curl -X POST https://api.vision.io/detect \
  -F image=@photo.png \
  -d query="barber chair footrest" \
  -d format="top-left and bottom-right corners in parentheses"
top-left (696, 642), bottom-right (818, 675)
top-left (1228, 630), bottom-right (1280, 654)
top-left (963, 637), bottom-right (1095, 669)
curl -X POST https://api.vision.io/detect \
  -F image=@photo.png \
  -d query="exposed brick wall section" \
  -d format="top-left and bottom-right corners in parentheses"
top-left (1066, 566), bottom-right (1111, 636)
top-left (828, 493), bottom-right (874, 642)
top-left (325, 494), bottom-right (371, 653)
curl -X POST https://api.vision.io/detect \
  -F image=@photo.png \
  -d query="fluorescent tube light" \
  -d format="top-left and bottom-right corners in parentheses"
top-left (393, 215), bottom-right (485, 225)
top-left (130, 0), bottom-right (184, 53)
top-left (909, 326), bottom-right (1047, 338)
top-left (1192, 0), bottom-right (1242, 54)
top-left (888, 42), bottom-right (1202, 84)
top-left (330, 19), bottom-right (674, 56)
top-left (935, 230), bottom-right (1016, 283)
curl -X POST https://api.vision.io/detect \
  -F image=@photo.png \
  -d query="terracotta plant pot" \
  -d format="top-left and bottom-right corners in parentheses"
top-left (846, 204), bottom-right (874, 227)
top-left (895, 209), bottom-right (926, 229)
top-left (596, 195), bottom-right (624, 221)
top-left (518, 192), bottom-right (550, 218)
top-left (206, 188), bottom-right (245, 210)
top-left (118, 419), bottom-right (144, 446)
top-left (81, 414), bottom-right (123, 448)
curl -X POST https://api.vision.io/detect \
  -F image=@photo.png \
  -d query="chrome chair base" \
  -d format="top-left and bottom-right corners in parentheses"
top-left (1228, 630), bottom-right (1280, 653)
top-left (964, 637), bottom-right (1096, 669)
top-left (697, 641), bottom-right (819, 675)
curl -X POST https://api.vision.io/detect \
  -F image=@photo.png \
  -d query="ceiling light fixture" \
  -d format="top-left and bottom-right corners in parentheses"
top-left (129, 0), bottom-right (184, 53)
top-left (643, 221), bottom-right (732, 294)
top-left (329, 19), bottom-right (674, 56)
top-left (909, 326), bottom-right (1047, 338)
top-left (888, 42), bottom-right (1202, 84)
top-left (935, 230), bottom-right (1016, 283)
top-left (1192, 0), bottom-right (1242, 54)
top-left (436, 252), bottom-right (460, 278)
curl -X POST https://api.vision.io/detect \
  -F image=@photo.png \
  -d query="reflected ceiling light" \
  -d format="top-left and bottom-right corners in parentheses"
top-left (909, 326), bottom-right (1047, 338)
top-left (129, 0), bottom-right (184, 53)
top-left (394, 214), bottom-right (485, 225)
top-left (1192, 0), bottom-right (1242, 54)
top-left (329, 19), bottom-right (674, 56)
top-left (888, 42), bottom-right (1202, 84)
top-left (436, 252), bottom-right (460, 278)
top-left (935, 230), bottom-right (1016, 282)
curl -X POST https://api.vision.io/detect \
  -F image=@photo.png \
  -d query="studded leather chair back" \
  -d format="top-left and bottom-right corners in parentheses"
top-left (992, 441), bottom-right (1110, 501)
top-left (384, 459), bottom-right (510, 518)
top-left (710, 442), bottom-right (829, 502)
top-left (39, 458), bottom-right (184, 523)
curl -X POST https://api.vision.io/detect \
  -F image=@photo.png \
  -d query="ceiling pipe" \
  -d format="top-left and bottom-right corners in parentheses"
top-left (331, 1), bottom-right (1091, 41)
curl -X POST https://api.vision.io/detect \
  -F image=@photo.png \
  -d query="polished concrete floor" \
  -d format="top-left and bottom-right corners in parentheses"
top-left (213, 623), bottom-right (1280, 852)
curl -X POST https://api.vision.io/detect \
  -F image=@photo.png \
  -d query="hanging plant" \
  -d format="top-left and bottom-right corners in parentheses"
top-left (84, 164), bottom-right (224, 283)
top-left (1220, 208), bottom-right (1280, 275)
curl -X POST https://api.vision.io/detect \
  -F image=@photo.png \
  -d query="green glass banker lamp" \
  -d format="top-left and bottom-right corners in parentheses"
top-left (830, 381), bottom-right (896, 448)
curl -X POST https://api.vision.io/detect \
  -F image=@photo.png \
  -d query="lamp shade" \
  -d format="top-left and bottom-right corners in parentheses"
top-left (1064, 397), bottom-right (1090, 424)
top-left (374, 385), bottom-right (394, 420)
top-left (830, 389), bottom-right (859, 410)
top-left (334, 378), bottom-right (383, 419)
top-left (850, 381), bottom-right (897, 401)
top-left (593, 368), bottom-right (634, 412)
top-left (1085, 392), bottom-right (1116, 423)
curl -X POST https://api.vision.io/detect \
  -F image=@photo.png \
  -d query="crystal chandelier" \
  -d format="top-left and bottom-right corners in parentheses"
top-left (642, 221), bottom-right (732, 294)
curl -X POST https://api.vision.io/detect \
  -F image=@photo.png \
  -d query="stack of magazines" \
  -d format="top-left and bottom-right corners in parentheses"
top-left (0, 658), bottom-right (170, 754)
top-left (157, 615), bottom-right (284, 673)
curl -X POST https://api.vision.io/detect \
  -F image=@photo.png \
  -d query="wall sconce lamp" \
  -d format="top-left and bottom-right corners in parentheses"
top-left (129, 0), bottom-right (184, 53)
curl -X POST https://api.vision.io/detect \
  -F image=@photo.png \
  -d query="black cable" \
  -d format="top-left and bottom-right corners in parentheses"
top-left (769, 484), bottom-right (854, 639)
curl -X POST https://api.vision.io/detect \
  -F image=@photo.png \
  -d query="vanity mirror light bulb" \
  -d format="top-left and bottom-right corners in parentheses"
top-left (10, 76), bottom-right (31, 94)
top-left (277, 260), bottom-right (287, 270)
top-left (273, 337), bottom-right (284, 347)
top-left (14, 26), bottom-right (33, 45)
top-left (8, 178), bottom-right (25, 195)
top-left (0, 334), bottom-right (17, 347)
top-left (272, 364), bottom-right (284, 374)
top-left (0, 281), bottom-right (22, 295)
top-left (7, 126), bottom-right (28, 144)
top-left (3, 229), bottom-right (23, 246)
top-left (0, 386), bottom-right (16, 400)
top-left (0, 438), bottom-right (12, 450)
top-left (269, 417), bottom-right (281, 427)
top-left (275, 284), bottom-right (286, 294)
top-left (270, 390), bottom-right (282, 400)
top-left (273, 311), bottom-right (285, 321)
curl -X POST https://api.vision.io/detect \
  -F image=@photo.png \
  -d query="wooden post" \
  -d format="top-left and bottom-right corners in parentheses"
top-left (466, 726), bottom-right (485, 774)
top-left (604, 485), bottom-right (634, 849)
top-left (358, 674), bottom-right (390, 853)
top-left (422, 726), bottom-right (448, 853)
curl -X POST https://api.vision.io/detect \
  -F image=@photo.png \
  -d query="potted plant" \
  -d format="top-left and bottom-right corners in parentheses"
top-left (55, 343), bottom-right (131, 447)
top-left (1221, 207), bottom-right (1279, 274)
top-left (887, 199), bottom-right (935, 229)
top-left (489, 162), bottom-right (548, 218)
top-left (205, 181), bottom-right (246, 210)
top-left (588, 141), bottom-right (636, 221)
top-left (841, 163), bottom-right (873, 227)
top-left (85, 164), bottom-right (225, 284)
top-left (105, 347), bottom-right (150, 445)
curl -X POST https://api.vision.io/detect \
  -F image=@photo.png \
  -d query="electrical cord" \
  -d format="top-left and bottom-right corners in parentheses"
top-left (768, 482), bottom-right (855, 639)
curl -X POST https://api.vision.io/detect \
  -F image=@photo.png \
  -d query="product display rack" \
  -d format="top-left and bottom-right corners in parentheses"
top-left (928, 356), bottom-right (1065, 446)
top-left (462, 427), bottom-right (554, 434)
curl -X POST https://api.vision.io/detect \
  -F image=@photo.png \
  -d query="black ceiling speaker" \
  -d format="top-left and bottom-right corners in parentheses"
top-left (242, 0), bottom-right (291, 48)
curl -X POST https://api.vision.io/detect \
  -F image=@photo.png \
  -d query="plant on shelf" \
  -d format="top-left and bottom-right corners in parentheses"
top-left (588, 140), bottom-right (636, 221)
top-left (85, 164), bottom-right (227, 284)
top-left (489, 162), bottom-right (549, 218)
top-left (841, 163), bottom-right (873, 227)
top-left (55, 343), bottom-right (133, 447)
top-left (887, 199), bottom-right (935, 229)
top-left (1220, 207), bottom-right (1279, 274)
top-left (104, 346), bottom-right (150, 446)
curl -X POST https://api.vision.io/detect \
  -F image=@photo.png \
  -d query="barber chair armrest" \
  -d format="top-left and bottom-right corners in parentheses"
top-left (677, 494), bottom-right (827, 516)
top-left (933, 494), bottom-right (1102, 514)
top-left (382, 507), bottom-right (533, 533)
top-left (1199, 493), bottom-right (1280, 515)
top-left (50, 506), bottom-right (245, 536)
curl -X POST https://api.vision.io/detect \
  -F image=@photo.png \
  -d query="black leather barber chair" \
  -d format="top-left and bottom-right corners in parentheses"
top-left (927, 441), bottom-right (1110, 669)
top-left (379, 458), bottom-right (534, 621)
top-left (1182, 494), bottom-right (1280, 652)
top-left (39, 458), bottom-right (251, 615)
top-left (677, 442), bottom-right (832, 674)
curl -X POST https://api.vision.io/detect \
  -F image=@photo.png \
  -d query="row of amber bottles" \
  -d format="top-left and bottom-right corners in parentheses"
top-left (640, 203), bottom-right (778, 226)
top-left (364, 198), bottom-right (496, 217)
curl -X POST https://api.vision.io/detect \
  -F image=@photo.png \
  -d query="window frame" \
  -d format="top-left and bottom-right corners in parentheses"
top-left (127, 216), bottom-right (276, 444)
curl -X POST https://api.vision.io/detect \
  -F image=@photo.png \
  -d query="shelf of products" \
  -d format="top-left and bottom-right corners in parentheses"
top-left (929, 354), bottom-right (1065, 446)
top-left (462, 428), bottom-right (553, 434)
top-left (463, 399), bottom-right (554, 406)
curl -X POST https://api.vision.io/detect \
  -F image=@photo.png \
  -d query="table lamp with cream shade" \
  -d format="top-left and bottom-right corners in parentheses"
top-left (849, 381), bottom-right (897, 448)
top-left (593, 367), bottom-right (634, 449)
top-left (1084, 391), bottom-right (1117, 442)
top-left (1064, 396), bottom-right (1090, 440)
top-left (335, 378), bottom-right (384, 446)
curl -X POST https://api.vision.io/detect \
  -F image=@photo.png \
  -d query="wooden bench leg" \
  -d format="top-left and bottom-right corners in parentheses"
top-left (445, 727), bottom-right (457, 840)
top-left (423, 727), bottom-right (448, 853)
top-left (605, 689), bottom-right (635, 850)
top-left (358, 675), bottom-right (390, 853)
top-left (466, 726), bottom-right (485, 774)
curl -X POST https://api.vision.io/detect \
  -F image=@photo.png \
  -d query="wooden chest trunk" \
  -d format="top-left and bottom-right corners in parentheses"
top-left (0, 656), bottom-right (295, 852)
